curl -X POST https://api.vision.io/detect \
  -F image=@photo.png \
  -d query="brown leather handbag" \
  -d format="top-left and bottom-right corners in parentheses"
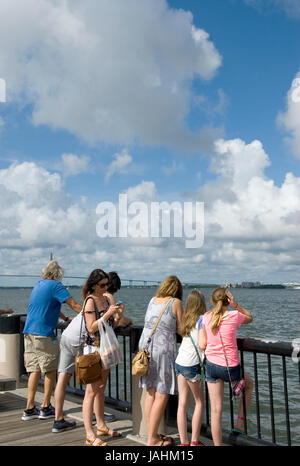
top-left (75, 351), bottom-right (102, 385)
top-left (75, 298), bottom-right (102, 385)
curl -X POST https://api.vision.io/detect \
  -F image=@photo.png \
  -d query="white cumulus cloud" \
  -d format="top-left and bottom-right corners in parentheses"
top-left (277, 71), bottom-right (300, 158)
top-left (105, 149), bottom-right (133, 183)
top-left (0, 141), bottom-right (299, 282)
top-left (245, 0), bottom-right (300, 18)
top-left (61, 153), bottom-right (91, 177)
top-left (0, 0), bottom-right (222, 151)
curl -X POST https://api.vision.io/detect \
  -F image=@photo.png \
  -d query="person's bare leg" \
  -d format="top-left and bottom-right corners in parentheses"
top-left (207, 380), bottom-right (224, 446)
top-left (188, 380), bottom-right (204, 443)
top-left (26, 372), bottom-right (41, 409)
top-left (83, 381), bottom-right (107, 446)
top-left (83, 382), bottom-right (98, 439)
top-left (94, 370), bottom-right (111, 432)
top-left (177, 375), bottom-right (190, 445)
top-left (43, 370), bottom-right (56, 407)
top-left (147, 391), bottom-right (169, 446)
top-left (144, 387), bottom-right (156, 434)
top-left (54, 372), bottom-right (72, 420)
top-left (235, 371), bottom-right (253, 431)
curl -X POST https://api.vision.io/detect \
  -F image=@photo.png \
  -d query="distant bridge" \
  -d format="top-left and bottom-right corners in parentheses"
top-left (0, 274), bottom-right (198, 288)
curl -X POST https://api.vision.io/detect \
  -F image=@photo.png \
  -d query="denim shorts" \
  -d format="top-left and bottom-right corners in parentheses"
top-left (175, 363), bottom-right (202, 382)
top-left (205, 359), bottom-right (241, 383)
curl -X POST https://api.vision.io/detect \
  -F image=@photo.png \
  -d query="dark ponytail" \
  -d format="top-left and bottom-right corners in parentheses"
top-left (81, 269), bottom-right (108, 300)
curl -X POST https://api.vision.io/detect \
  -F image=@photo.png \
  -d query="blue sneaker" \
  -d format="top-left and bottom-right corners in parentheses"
top-left (52, 418), bottom-right (76, 433)
top-left (39, 403), bottom-right (55, 419)
top-left (92, 413), bottom-right (116, 424)
top-left (21, 406), bottom-right (40, 421)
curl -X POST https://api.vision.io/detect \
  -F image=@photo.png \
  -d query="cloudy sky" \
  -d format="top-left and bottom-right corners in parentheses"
top-left (0, 0), bottom-right (299, 285)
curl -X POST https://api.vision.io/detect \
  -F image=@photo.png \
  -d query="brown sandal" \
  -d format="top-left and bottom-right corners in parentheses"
top-left (97, 425), bottom-right (122, 437)
top-left (85, 435), bottom-right (107, 446)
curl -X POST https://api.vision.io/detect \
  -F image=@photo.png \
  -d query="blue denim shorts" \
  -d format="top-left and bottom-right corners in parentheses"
top-left (205, 359), bottom-right (241, 383)
top-left (175, 363), bottom-right (202, 382)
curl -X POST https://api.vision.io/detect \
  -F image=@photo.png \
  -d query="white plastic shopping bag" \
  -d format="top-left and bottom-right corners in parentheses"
top-left (83, 344), bottom-right (97, 355)
top-left (98, 318), bottom-right (122, 369)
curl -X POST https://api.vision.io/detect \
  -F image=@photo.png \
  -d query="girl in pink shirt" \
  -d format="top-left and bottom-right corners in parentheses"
top-left (199, 288), bottom-right (253, 446)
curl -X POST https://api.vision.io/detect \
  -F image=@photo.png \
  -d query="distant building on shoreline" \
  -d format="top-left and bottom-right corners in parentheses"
top-left (222, 281), bottom-right (286, 289)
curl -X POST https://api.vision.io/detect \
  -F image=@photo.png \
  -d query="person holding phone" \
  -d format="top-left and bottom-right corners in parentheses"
top-left (199, 288), bottom-right (253, 446)
top-left (52, 271), bottom-right (123, 434)
top-left (104, 271), bottom-right (133, 328)
top-left (81, 269), bottom-right (124, 446)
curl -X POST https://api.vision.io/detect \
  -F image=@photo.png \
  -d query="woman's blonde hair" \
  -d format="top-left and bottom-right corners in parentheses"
top-left (156, 275), bottom-right (183, 301)
top-left (42, 260), bottom-right (64, 282)
top-left (180, 290), bottom-right (206, 337)
top-left (210, 287), bottom-right (230, 334)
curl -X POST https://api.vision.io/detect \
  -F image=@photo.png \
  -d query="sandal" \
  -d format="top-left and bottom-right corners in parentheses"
top-left (160, 439), bottom-right (172, 446)
top-left (85, 436), bottom-right (107, 446)
top-left (97, 425), bottom-right (122, 437)
top-left (233, 416), bottom-right (245, 434)
top-left (232, 428), bottom-right (245, 435)
top-left (190, 441), bottom-right (206, 446)
top-left (159, 434), bottom-right (173, 444)
top-left (180, 443), bottom-right (190, 446)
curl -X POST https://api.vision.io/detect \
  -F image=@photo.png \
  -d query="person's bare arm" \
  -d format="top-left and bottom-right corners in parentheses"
top-left (198, 326), bottom-right (207, 351)
top-left (84, 297), bottom-right (121, 333)
top-left (172, 298), bottom-right (183, 335)
top-left (0, 308), bottom-right (14, 315)
top-left (117, 315), bottom-right (133, 328)
top-left (65, 297), bottom-right (82, 313)
top-left (103, 293), bottom-right (124, 328)
top-left (225, 290), bottom-right (253, 324)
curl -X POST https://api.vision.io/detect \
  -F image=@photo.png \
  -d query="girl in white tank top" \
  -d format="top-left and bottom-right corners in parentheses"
top-left (175, 290), bottom-right (206, 446)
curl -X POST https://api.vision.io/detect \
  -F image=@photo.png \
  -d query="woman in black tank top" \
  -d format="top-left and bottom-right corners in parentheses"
top-left (82, 269), bottom-right (124, 446)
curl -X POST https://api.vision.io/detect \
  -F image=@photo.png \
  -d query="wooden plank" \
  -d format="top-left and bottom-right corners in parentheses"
top-left (0, 375), bottom-right (16, 391)
top-left (0, 392), bottom-right (144, 446)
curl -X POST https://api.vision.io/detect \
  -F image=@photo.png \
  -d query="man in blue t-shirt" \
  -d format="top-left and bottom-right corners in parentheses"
top-left (22, 261), bottom-right (82, 422)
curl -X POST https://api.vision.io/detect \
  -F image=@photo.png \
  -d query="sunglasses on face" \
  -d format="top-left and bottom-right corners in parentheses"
top-left (97, 281), bottom-right (109, 289)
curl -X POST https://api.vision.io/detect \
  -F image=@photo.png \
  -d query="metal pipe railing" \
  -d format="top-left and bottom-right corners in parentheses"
top-left (18, 319), bottom-right (299, 446)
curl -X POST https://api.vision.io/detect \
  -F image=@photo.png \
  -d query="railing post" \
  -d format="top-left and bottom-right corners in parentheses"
top-left (282, 356), bottom-right (291, 446)
top-left (130, 326), bottom-right (166, 438)
top-left (253, 352), bottom-right (262, 439)
top-left (0, 314), bottom-right (27, 388)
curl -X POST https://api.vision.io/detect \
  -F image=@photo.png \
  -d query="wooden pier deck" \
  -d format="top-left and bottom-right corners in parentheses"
top-left (0, 388), bottom-right (144, 447)
top-left (0, 387), bottom-right (215, 447)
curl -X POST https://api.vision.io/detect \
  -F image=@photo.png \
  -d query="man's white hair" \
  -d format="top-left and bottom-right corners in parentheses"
top-left (42, 260), bottom-right (64, 281)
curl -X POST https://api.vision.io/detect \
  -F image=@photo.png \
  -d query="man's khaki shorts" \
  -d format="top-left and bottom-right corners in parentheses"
top-left (24, 334), bottom-right (59, 373)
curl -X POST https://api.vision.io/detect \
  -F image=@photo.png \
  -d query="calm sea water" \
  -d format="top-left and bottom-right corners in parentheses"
top-left (2, 286), bottom-right (299, 342)
top-left (1, 286), bottom-right (299, 445)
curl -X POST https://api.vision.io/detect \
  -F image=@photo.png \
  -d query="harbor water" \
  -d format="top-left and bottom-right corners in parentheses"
top-left (0, 285), bottom-right (299, 445)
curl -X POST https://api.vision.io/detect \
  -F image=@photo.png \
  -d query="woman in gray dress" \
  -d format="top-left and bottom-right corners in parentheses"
top-left (138, 276), bottom-right (183, 446)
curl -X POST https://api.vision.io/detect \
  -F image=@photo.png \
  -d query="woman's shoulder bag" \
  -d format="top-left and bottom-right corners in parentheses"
top-left (75, 296), bottom-right (103, 385)
top-left (132, 298), bottom-right (171, 377)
